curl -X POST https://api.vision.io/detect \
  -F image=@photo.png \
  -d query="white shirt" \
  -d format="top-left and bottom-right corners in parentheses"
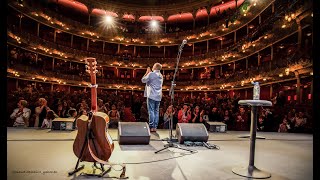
top-left (10, 108), bottom-right (31, 126)
top-left (141, 70), bottom-right (163, 101)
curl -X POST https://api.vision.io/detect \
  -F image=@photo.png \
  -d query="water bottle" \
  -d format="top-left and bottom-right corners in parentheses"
top-left (252, 82), bottom-right (260, 100)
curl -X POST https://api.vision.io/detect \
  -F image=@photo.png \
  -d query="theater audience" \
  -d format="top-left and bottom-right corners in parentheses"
top-left (6, 84), bottom-right (312, 133)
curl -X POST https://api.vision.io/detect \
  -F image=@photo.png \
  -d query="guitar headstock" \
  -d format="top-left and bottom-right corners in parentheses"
top-left (85, 58), bottom-right (98, 75)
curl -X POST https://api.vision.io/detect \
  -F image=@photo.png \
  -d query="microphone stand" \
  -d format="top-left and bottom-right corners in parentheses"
top-left (155, 41), bottom-right (193, 154)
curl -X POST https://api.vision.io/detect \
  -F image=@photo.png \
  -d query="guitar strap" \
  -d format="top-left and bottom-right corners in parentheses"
top-left (87, 138), bottom-right (127, 179)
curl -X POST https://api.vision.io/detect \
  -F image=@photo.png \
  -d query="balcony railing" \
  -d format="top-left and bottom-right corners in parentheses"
top-left (9, 0), bottom-right (276, 45)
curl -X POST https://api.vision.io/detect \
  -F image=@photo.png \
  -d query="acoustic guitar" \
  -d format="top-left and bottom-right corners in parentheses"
top-left (73, 57), bottom-right (114, 163)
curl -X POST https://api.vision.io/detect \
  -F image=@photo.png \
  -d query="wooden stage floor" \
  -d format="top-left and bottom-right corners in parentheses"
top-left (7, 128), bottom-right (313, 180)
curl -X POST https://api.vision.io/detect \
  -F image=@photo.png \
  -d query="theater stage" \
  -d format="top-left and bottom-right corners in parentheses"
top-left (7, 128), bottom-right (313, 180)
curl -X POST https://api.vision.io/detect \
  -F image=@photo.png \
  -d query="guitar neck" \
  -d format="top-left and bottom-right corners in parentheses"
top-left (90, 75), bottom-right (98, 112)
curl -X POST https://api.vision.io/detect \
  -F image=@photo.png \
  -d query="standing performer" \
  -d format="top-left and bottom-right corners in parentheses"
top-left (141, 63), bottom-right (163, 132)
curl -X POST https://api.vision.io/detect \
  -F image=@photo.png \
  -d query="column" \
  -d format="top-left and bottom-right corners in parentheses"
top-left (311, 79), bottom-right (313, 104)
top-left (234, 31), bottom-right (237, 44)
top-left (207, 8), bottom-right (211, 25)
top-left (71, 34), bottom-right (73, 47)
top-left (52, 58), bottom-right (55, 71)
top-left (69, 61), bottom-right (72, 69)
top-left (16, 79), bottom-right (19, 89)
top-left (297, 21), bottom-right (302, 49)
top-left (192, 43), bottom-right (195, 55)
top-left (118, 44), bottom-right (121, 54)
top-left (246, 58), bottom-right (248, 70)
top-left (220, 65), bottom-right (223, 76)
top-left (148, 46), bottom-right (151, 57)
top-left (164, 46), bottom-right (166, 58)
top-left (134, 46), bottom-right (136, 56)
top-left (103, 41), bottom-right (105, 53)
top-left (35, 53), bottom-right (38, 64)
top-left (233, 62), bottom-right (236, 72)
top-left (191, 92), bottom-right (193, 97)
top-left (54, 30), bottom-right (57, 43)
top-left (270, 84), bottom-right (273, 99)
top-left (245, 89), bottom-right (248, 99)
top-left (116, 68), bottom-right (119, 77)
top-left (88, 14), bottom-right (91, 26)
top-left (295, 72), bottom-right (301, 104)
top-left (258, 52), bottom-right (261, 66)
top-left (37, 23), bottom-right (40, 37)
top-left (19, 14), bottom-right (22, 29)
top-left (193, 18), bottom-right (196, 30)
top-left (246, 24), bottom-right (249, 35)
top-left (206, 40), bottom-right (209, 53)
top-left (164, 22), bottom-right (167, 33)
top-left (272, 2), bottom-right (275, 13)
top-left (192, 10), bottom-right (197, 30)
top-left (220, 38), bottom-right (223, 49)
top-left (270, 45), bottom-right (273, 71)
top-left (68, 86), bottom-right (71, 93)
top-left (259, 15), bottom-right (261, 24)
top-left (133, 69), bottom-right (135, 78)
top-left (87, 39), bottom-right (90, 51)
top-left (51, 84), bottom-right (54, 92)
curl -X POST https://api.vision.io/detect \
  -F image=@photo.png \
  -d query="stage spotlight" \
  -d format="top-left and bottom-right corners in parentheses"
top-left (150, 20), bottom-right (160, 31)
top-left (150, 20), bottom-right (158, 28)
top-left (104, 15), bottom-right (113, 24)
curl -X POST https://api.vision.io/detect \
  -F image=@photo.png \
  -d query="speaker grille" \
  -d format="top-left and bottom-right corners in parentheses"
top-left (176, 123), bottom-right (209, 143)
top-left (119, 122), bottom-right (149, 136)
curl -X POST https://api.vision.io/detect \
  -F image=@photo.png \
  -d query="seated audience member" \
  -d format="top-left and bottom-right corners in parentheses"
top-left (191, 106), bottom-right (204, 123)
top-left (293, 112), bottom-right (307, 133)
top-left (108, 104), bottom-right (120, 128)
top-left (68, 108), bottom-right (78, 128)
top-left (55, 104), bottom-right (65, 117)
top-left (140, 102), bottom-right (149, 122)
top-left (68, 108), bottom-right (78, 118)
top-left (123, 107), bottom-right (136, 122)
top-left (235, 107), bottom-right (248, 131)
top-left (163, 105), bottom-right (175, 129)
top-left (38, 98), bottom-right (50, 128)
top-left (209, 107), bottom-right (221, 122)
top-left (32, 106), bottom-right (41, 127)
top-left (158, 107), bottom-right (164, 128)
top-left (41, 110), bottom-right (57, 129)
top-left (178, 104), bottom-right (191, 123)
top-left (222, 110), bottom-right (233, 128)
top-left (257, 115), bottom-right (265, 131)
top-left (278, 116), bottom-right (290, 133)
top-left (97, 99), bottom-right (107, 113)
top-left (10, 100), bottom-right (31, 127)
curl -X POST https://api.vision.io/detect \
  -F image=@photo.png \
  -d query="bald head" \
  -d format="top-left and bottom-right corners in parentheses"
top-left (152, 63), bottom-right (162, 71)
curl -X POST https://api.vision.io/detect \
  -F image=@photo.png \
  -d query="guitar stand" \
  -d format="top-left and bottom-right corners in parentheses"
top-left (68, 127), bottom-right (111, 177)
